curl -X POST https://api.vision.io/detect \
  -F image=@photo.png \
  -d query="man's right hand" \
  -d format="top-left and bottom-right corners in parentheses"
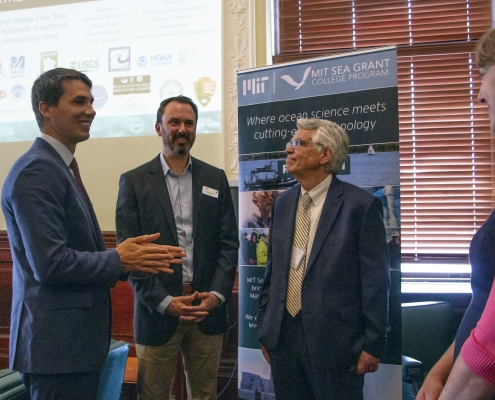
top-left (165, 293), bottom-right (198, 317)
top-left (116, 232), bottom-right (185, 274)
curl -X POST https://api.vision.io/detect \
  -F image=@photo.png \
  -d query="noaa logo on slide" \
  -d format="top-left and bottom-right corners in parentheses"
top-left (91, 85), bottom-right (108, 109)
top-left (137, 56), bottom-right (147, 67)
top-left (280, 66), bottom-right (311, 90)
top-left (109, 47), bottom-right (130, 72)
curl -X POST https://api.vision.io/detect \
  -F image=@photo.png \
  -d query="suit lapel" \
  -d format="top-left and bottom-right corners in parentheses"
top-left (71, 178), bottom-right (104, 249)
top-left (305, 177), bottom-right (344, 275)
top-left (147, 155), bottom-right (179, 244)
top-left (191, 157), bottom-right (203, 239)
top-left (35, 139), bottom-right (104, 249)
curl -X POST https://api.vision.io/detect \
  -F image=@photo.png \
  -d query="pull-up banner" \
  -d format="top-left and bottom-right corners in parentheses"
top-left (237, 46), bottom-right (402, 400)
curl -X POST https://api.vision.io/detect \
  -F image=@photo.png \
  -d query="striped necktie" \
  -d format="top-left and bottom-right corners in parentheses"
top-left (286, 192), bottom-right (312, 317)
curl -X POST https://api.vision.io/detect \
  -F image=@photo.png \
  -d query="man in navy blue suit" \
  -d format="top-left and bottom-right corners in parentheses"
top-left (257, 118), bottom-right (390, 400)
top-left (1, 68), bottom-right (184, 400)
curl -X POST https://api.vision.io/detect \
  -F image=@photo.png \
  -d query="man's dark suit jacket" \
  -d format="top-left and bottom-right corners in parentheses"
top-left (115, 155), bottom-right (238, 346)
top-left (257, 176), bottom-right (390, 369)
top-left (1, 138), bottom-right (122, 374)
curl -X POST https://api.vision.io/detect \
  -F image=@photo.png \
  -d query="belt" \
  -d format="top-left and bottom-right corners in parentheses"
top-left (182, 282), bottom-right (193, 296)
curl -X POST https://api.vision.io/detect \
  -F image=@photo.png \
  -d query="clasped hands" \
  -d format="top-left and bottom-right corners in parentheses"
top-left (166, 292), bottom-right (221, 323)
top-left (116, 232), bottom-right (185, 274)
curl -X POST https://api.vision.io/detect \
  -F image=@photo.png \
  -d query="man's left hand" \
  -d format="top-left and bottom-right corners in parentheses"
top-left (179, 291), bottom-right (220, 323)
top-left (356, 350), bottom-right (380, 374)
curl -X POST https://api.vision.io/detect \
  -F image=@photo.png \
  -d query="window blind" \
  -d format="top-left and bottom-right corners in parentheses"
top-left (274, 0), bottom-right (494, 257)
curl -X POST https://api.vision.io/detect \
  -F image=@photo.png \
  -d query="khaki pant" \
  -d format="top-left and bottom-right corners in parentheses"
top-left (136, 323), bottom-right (223, 400)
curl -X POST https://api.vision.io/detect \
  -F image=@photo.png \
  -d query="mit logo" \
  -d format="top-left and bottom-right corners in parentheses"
top-left (242, 76), bottom-right (269, 95)
top-left (11, 56), bottom-right (25, 70)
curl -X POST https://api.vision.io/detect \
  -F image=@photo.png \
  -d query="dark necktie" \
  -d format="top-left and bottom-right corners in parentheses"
top-left (70, 158), bottom-right (90, 205)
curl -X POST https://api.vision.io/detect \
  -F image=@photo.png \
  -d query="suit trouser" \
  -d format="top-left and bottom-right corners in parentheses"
top-left (269, 309), bottom-right (364, 400)
top-left (136, 322), bottom-right (223, 400)
top-left (20, 371), bottom-right (100, 400)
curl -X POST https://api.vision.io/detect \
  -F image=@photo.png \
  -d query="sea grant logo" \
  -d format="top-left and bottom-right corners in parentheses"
top-left (109, 47), bottom-right (130, 72)
top-left (10, 56), bottom-right (25, 78)
top-left (280, 66), bottom-right (311, 90)
top-left (242, 76), bottom-right (269, 96)
top-left (40, 51), bottom-right (57, 74)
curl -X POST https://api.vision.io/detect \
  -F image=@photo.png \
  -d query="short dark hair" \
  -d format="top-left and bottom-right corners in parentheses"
top-left (156, 95), bottom-right (198, 124)
top-left (31, 68), bottom-right (92, 131)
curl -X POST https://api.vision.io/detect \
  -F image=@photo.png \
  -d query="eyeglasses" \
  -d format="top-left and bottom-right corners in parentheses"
top-left (285, 138), bottom-right (321, 149)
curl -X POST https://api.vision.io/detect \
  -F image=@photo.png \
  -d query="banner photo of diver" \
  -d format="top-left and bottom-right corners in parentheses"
top-left (238, 86), bottom-right (398, 155)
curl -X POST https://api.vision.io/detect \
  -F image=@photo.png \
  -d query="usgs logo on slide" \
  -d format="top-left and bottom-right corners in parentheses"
top-left (70, 60), bottom-right (99, 72)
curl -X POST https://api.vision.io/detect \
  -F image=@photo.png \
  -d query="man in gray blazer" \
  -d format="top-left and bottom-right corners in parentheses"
top-left (257, 118), bottom-right (390, 400)
top-left (116, 96), bottom-right (238, 400)
top-left (1, 68), bottom-right (181, 400)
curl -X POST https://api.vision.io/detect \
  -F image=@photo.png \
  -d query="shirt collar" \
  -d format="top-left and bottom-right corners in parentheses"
top-left (300, 174), bottom-right (332, 206)
top-left (39, 133), bottom-right (73, 167)
top-left (159, 152), bottom-right (192, 176)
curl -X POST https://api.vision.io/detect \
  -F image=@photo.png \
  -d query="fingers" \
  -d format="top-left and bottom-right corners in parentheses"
top-left (136, 266), bottom-right (174, 275)
top-left (131, 232), bottom-right (160, 244)
top-left (179, 315), bottom-right (207, 323)
top-left (356, 351), bottom-right (379, 374)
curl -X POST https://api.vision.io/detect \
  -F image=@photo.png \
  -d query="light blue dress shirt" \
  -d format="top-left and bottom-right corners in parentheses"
top-left (156, 153), bottom-right (224, 314)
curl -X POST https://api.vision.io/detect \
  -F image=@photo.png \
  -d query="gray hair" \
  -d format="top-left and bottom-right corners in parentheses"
top-left (296, 118), bottom-right (349, 174)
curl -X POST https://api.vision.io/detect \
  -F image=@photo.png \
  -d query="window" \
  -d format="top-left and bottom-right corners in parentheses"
top-left (274, 0), bottom-right (494, 262)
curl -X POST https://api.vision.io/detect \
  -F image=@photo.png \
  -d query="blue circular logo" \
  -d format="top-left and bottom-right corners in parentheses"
top-left (91, 85), bottom-right (108, 109)
top-left (11, 85), bottom-right (25, 101)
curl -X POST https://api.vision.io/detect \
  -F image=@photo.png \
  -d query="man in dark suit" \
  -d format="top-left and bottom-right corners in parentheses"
top-left (257, 118), bottom-right (390, 400)
top-left (1, 68), bottom-right (182, 400)
top-left (116, 96), bottom-right (238, 400)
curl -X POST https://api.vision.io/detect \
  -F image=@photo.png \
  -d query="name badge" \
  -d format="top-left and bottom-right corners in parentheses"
top-left (202, 186), bottom-right (219, 198)
top-left (291, 247), bottom-right (305, 270)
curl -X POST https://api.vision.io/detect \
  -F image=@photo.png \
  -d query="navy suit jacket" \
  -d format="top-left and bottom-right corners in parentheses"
top-left (1, 138), bottom-right (122, 374)
top-left (115, 155), bottom-right (238, 346)
top-left (257, 177), bottom-right (390, 369)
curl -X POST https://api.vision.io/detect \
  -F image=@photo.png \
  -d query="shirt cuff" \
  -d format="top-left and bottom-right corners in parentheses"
top-left (156, 295), bottom-right (173, 314)
top-left (211, 291), bottom-right (225, 305)
top-left (461, 329), bottom-right (495, 386)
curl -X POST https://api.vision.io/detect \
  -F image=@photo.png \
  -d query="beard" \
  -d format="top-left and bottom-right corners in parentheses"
top-left (163, 131), bottom-right (194, 157)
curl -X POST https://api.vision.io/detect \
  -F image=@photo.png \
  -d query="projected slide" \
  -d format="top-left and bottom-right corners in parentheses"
top-left (0, 0), bottom-right (221, 142)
